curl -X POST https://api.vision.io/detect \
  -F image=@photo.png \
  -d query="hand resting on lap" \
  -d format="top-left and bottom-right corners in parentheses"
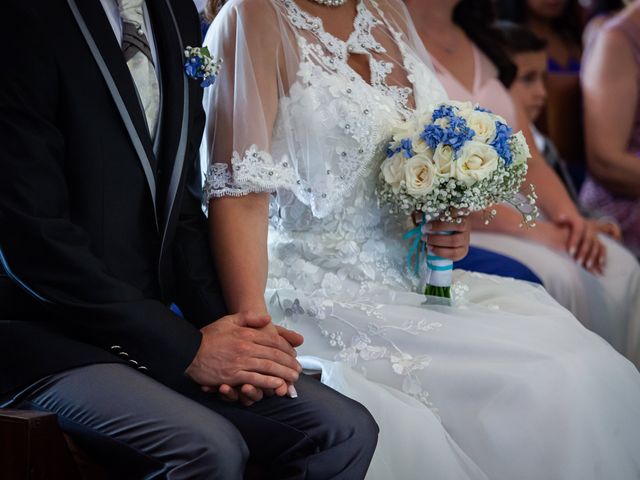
top-left (185, 312), bottom-right (303, 406)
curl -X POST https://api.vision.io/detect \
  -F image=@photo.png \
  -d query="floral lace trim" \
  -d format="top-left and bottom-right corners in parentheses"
top-left (270, 291), bottom-right (442, 408)
top-left (279, 0), bottom-right (414, 118)
top-left (347, 1), bottom-right (386, 55)
top-left (204, 145), bottom-right (298, 201)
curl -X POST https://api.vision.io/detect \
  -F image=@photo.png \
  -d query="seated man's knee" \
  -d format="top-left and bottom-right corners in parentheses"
top-left (325, 395), bottom-right (379, 449)
top-left (168, 413), bottom-right (249, 480)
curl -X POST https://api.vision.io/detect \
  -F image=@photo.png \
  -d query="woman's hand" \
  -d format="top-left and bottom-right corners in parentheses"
top-left (555, 213), bottom-right (607, 274)
top-left (593, 219), bottom-right (622, 242)
top-left (421, 217), bottom-right (471, 262)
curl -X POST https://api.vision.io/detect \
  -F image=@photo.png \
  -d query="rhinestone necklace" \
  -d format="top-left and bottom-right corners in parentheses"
top-left (310, 0), bottom-right (348, 6)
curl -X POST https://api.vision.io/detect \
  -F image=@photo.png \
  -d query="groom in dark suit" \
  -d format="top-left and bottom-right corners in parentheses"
top-left (0, 0), bottom-right (378, 478)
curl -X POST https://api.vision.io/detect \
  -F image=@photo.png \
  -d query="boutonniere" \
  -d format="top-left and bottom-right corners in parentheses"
top-left (183, 46), bottom-right (222, 88)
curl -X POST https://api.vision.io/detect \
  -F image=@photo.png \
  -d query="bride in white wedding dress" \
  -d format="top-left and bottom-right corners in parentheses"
top-left (201, 0), bottom-right (640, 479)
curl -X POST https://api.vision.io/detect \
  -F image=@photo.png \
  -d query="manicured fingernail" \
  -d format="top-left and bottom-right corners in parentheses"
top-left (569, 246), bottom-right (576, 256)
top-left (586, 260), bottom-right (593, 269)
top-left (287, 384), bottom-right (298, 399)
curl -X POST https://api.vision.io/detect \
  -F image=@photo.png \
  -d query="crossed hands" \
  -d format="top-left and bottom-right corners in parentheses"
top-left (185, 312), bottom-right (304, 407)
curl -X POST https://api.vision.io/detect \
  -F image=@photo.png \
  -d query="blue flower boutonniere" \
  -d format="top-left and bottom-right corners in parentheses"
top-left (184, 46), bottom-right (222, 88)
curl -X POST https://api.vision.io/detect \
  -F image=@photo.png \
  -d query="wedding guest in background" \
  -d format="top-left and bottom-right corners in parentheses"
top-left (496, 0), bottom-right (584, 169)
top-left (581, 0), bottom-right (640, 257)
top-left (582, 0), bottom-right (626, 48)
top-left (496, 0), bottom-right (582, 72)
top-left (408, 0), bottom-right (640, 366)
top-left (499, 21), bottom-right (622, 241)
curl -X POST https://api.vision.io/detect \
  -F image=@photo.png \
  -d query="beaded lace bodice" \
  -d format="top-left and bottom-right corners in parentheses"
top-left (204, 0), bottom-right (446, 238)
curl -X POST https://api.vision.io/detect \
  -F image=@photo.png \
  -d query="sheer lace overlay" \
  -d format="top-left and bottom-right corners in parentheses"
top-left (201, 0), bottom-right (447, 217)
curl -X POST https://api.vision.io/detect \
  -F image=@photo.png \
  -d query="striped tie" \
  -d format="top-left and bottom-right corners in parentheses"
top-left (117, 0), bottom-right (160, 138)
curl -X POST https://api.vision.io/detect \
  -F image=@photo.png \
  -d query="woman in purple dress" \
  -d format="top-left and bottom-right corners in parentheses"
top-left (581, 0), bottom-right (640, 256)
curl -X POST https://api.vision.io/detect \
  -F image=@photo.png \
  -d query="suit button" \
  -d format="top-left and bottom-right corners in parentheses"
top-left (110, 345), bottom-right (121, 351)
top-left (118, 351), bottom-right (129, 358)
top-left (138, 366), bottom-right (148, 372)
top-left (129, 359), bottom-right (139, 366)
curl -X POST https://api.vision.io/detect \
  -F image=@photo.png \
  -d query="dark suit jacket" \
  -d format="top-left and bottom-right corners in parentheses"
top-left (0, 0), bottom-right (227, 397)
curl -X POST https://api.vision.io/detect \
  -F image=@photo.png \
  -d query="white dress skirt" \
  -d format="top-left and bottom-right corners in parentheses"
top-left (265, 182), bottom-right (640, 479)
top-left (471, 231), bottom-right (640, 367)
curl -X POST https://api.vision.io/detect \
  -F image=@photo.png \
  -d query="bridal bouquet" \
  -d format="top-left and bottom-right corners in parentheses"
top-left (377, 101), bottom-right (537, 304)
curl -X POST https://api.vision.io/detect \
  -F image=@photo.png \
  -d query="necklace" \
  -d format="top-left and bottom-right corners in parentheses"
top-left (310, 0), bottom-right (348, 6)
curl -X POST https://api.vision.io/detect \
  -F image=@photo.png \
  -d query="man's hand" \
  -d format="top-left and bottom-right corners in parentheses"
top-left (205, 322), bottom-right (305, 407)
top-left (185, 312), bottom-right (302, 392)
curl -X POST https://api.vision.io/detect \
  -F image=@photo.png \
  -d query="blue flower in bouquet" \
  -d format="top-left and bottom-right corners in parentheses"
top-left (387, 138), bottom-right (414, 158)
top-left (491, 121), bottom-right (514, 165)
top-left (432, 104), bottom-right (456, 121)
top-left (422, 109), bottom-right (476, 152)
top-left (183, 46), bottom-right (222, 88)
top-left (398, 138), bottom-right (414, 158)
top-left (421, 124), bottom-right (445, 150)
top-left (445, 116), bottom-right (475, 151)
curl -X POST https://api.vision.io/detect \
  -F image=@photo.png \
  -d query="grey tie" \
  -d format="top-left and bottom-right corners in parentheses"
top-left (117, 0), bottom-right (160, 138)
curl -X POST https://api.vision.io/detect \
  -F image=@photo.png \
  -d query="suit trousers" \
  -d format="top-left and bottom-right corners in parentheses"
top-left (1, 363), bottom-right (378, 479)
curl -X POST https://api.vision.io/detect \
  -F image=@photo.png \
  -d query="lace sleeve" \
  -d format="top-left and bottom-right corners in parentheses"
top-left (201, 0), bottom-right (293, 201)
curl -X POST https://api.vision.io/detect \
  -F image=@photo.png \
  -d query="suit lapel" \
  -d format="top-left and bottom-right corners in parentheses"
top-left (147, 0), bottom-right (190, 244)
top-left (66, 0), bottom-right (159, 228)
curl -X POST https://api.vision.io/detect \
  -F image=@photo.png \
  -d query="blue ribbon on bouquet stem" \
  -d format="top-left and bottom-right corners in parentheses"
top-left (403, 216), bottom-right (427, 275)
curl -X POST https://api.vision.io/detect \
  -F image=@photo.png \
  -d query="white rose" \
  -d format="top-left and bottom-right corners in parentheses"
top-left (381, 153), bottom-right (406, 193)
top-left (466, 111), bottom-right (497, 143)
top-left (411, 135), bottom-right (431, 155)
top-left (433, 144), bottom-right (455, 177)
top-left (391, 117), bottom-right (419, 143)
top-left (511, 130), bottom-right (531, 165)
top-left (449, 100), bottom-right (475, 117)
top-left (455, 141), bottom-right (499, 186)
top-left (404, 154), bottom-right (437, 197)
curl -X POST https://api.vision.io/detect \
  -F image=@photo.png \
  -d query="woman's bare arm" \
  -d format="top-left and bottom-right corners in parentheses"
top-left (582, 27), bottom-right (640, 197)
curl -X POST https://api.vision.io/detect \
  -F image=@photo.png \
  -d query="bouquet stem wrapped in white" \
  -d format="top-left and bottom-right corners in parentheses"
top-left (378, 101), bottom-right (538, 305)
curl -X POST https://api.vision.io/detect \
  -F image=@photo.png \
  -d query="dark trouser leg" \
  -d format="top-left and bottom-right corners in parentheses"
top-left (183, 375), bottom-right (379, 480)
top-left (6, 365), bottom-right (378, 480)
top-left (4, 363), bottom-right (248, 480)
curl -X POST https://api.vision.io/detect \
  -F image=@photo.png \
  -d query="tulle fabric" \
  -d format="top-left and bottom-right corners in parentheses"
top-left (273, 270), bottom-right (640, 480)
top-left (200, 0), bottom-right (446, 218)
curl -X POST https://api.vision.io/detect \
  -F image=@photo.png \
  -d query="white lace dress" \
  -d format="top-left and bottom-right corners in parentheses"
top-left (201, 1), bottom-right (640, 479)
